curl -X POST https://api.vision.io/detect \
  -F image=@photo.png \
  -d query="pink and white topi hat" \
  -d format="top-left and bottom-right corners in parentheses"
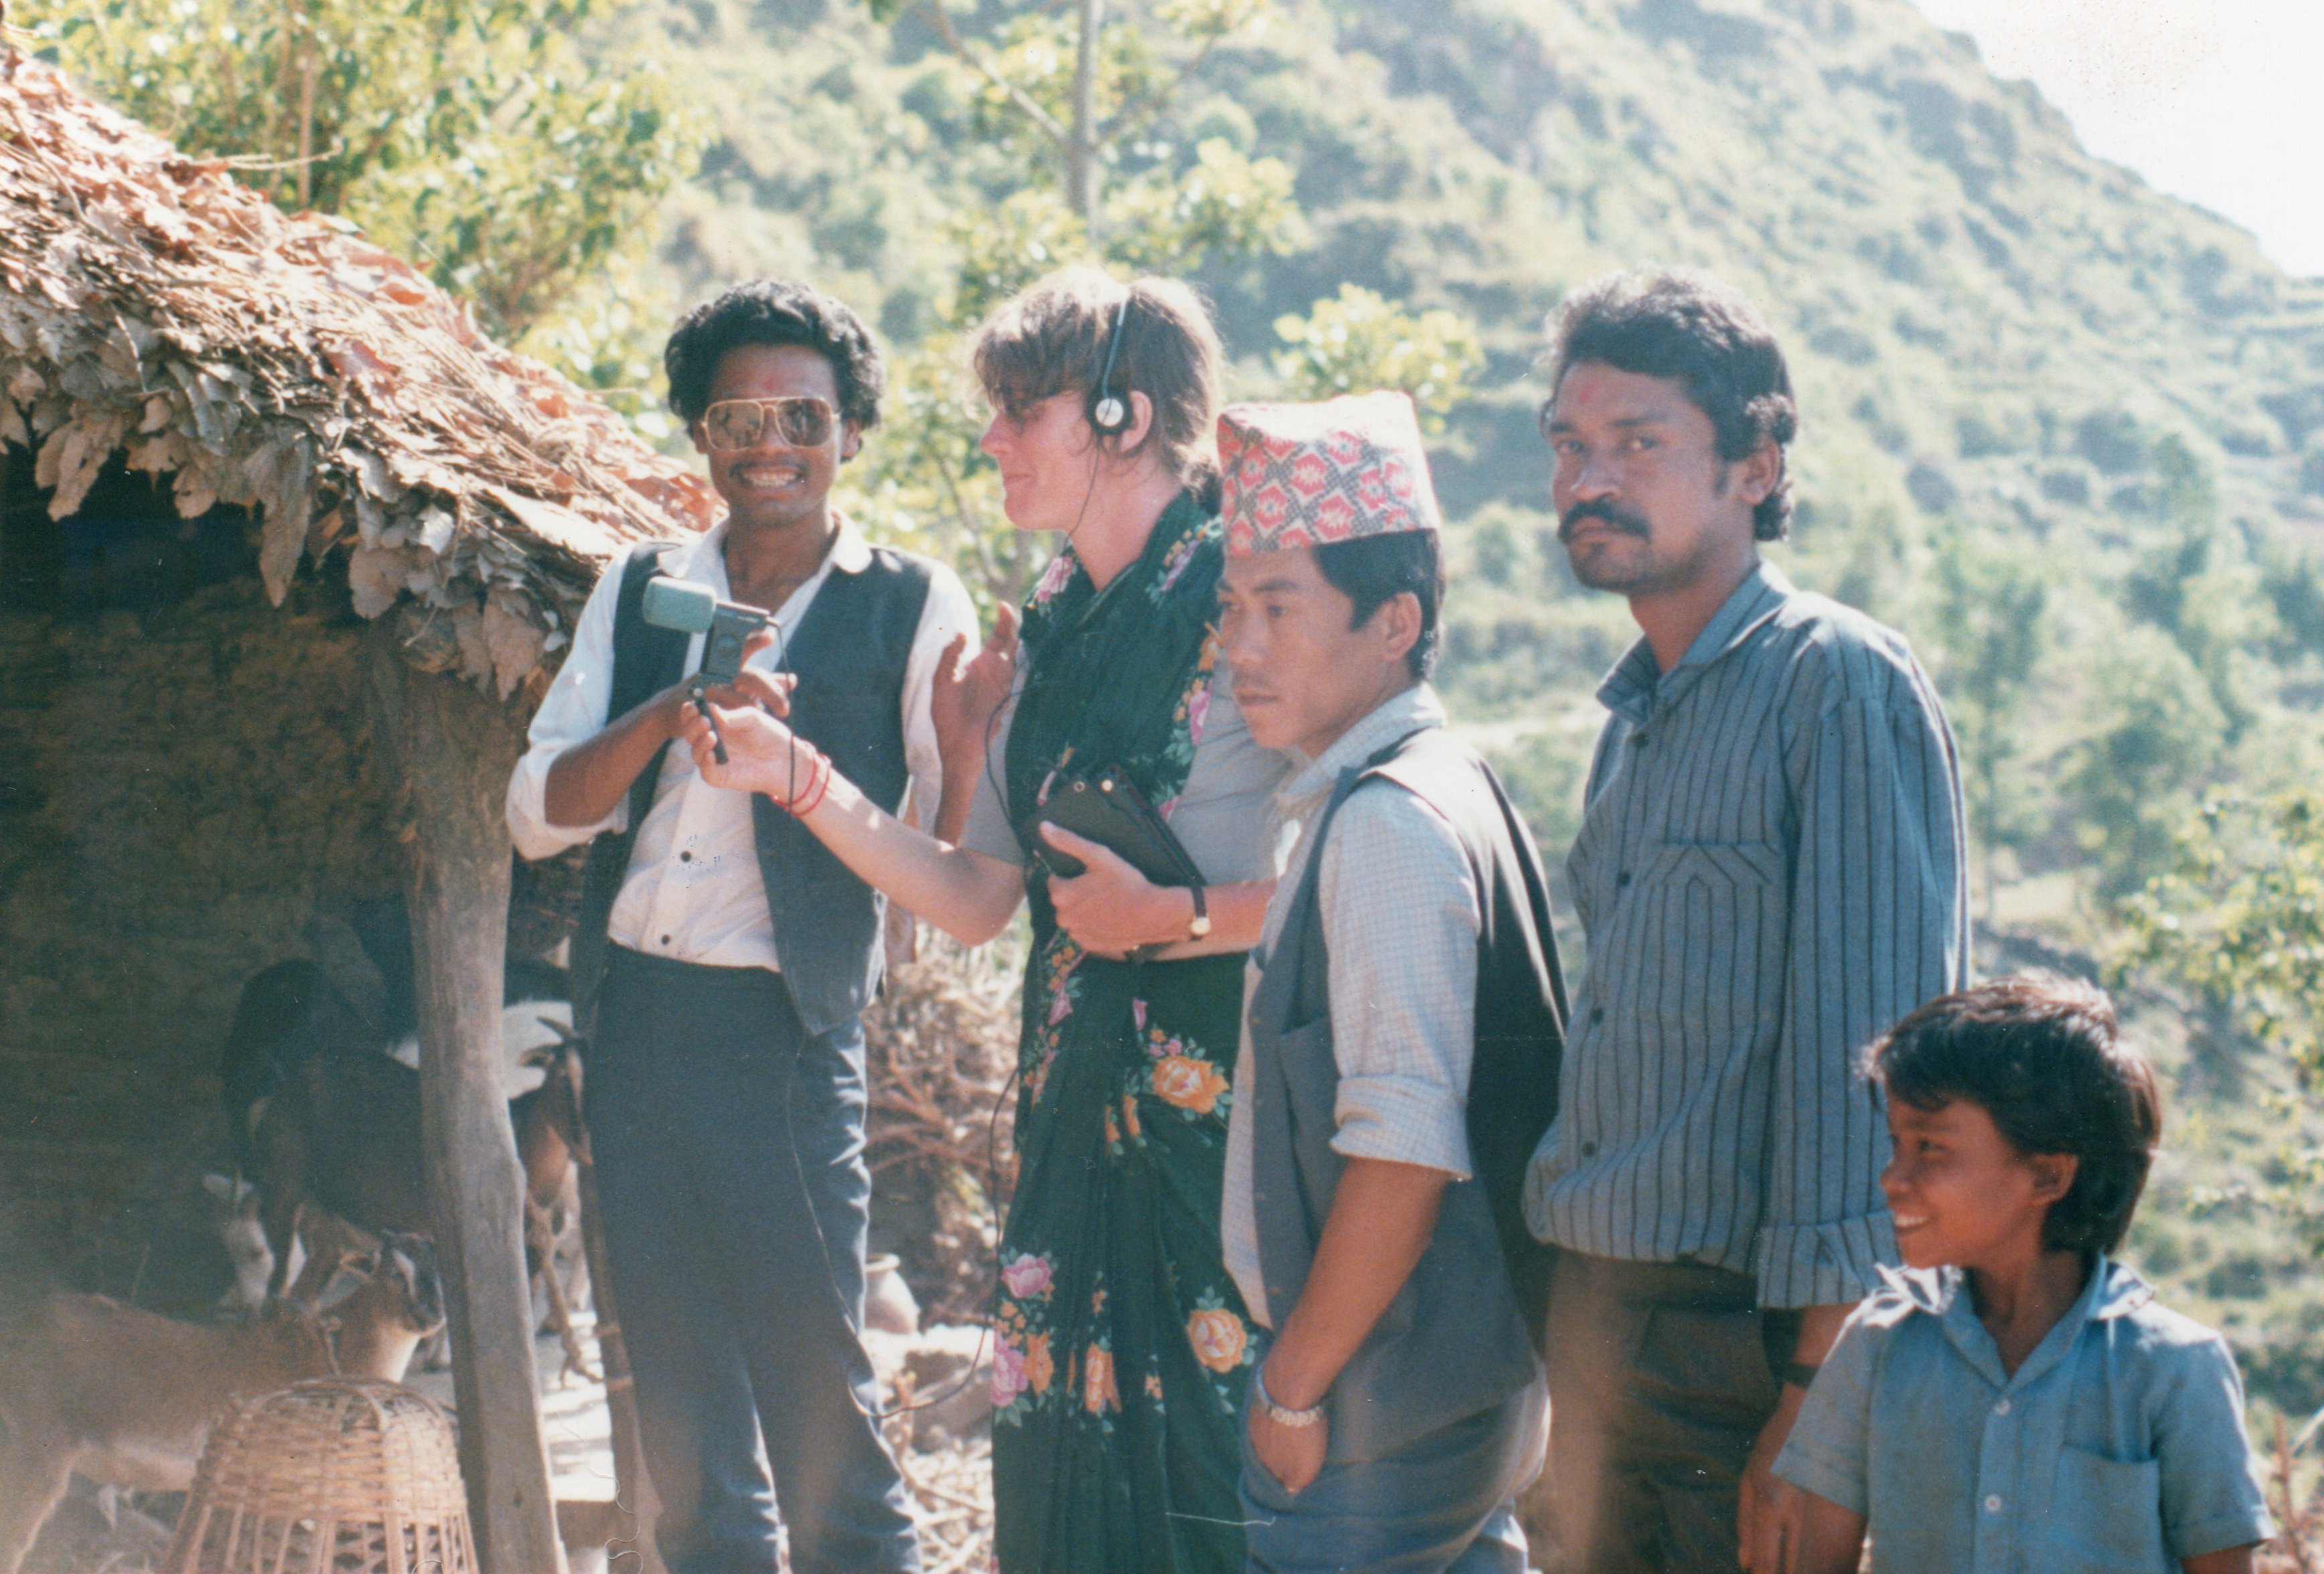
top-left (1218, 390), bottom-right (1443, 557)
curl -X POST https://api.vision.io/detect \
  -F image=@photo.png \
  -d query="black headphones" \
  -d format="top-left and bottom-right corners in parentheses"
top-left (1089, 292), bottom-right (1132, 434)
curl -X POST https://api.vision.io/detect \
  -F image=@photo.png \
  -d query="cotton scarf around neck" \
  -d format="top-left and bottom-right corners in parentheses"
top-left (1003, 490), bottom-right (1223, 900)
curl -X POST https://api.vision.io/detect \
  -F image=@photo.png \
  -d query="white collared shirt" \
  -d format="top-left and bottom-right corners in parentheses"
top-left (506, 515), bottom-right (976, 972)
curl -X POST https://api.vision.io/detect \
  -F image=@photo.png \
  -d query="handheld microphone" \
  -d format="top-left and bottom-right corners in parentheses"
top-left (641, 576), bottom-right (773, 763)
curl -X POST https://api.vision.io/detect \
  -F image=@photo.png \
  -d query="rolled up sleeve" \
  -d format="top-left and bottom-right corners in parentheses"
top-left (1319, 786), bottom-right (1479, 1178)
top-left (1759, 673), bottom-right (1969, 1306)
top-left (2157, 1334), bottom-right (2276, 1557)
top-left (507, 555), bottom-right (630, 861)
top-left (898, 565), bottom-right (977, 830)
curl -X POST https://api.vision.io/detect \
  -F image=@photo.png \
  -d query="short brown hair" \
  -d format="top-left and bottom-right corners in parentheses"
top-left (1865, 974), bottom-right (2161, 1256)
top-left (971, 267), bottom-right (1224, 494)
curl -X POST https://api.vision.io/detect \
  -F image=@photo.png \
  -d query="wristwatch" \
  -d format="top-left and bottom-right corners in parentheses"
top-left (1186, 882), bottom-right (1212, 940)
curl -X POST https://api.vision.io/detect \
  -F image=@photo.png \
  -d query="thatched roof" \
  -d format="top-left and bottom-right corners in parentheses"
top-left (0, 46), bottom-right (716, 696)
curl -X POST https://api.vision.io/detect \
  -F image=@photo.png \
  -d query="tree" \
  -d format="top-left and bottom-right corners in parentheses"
top-left (1272, 286), bottom-right (1484, 433)
top-left (2122, 790), bottom-right (2324, 1076)
top-left (871, 0), bottom-right (1276, 244)
top-left (21, 0), bottom-right (703, 400)
top-left (841, 1), bottom-right (1482, 606)
top-left (2069, 623), bottom-right (2230, 903)
top-left (1924, 520), bottom-right (2050, 928)
top-left (2120, 434), bottom-right (2272, 741)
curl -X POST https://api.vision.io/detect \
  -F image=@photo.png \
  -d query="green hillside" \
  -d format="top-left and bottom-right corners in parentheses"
top-left (646, 0), bottom-right (2324, 1417)
top-left (661, 0), bottom-right (2324, 849)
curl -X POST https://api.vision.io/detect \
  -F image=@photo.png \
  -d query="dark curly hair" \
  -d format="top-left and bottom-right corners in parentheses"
top-left (1865, 974), bottom-right (2161, 1257)
top-left (1541, 268), bottom-right (1799, 541)
top-left (664, 279), bottom-right (884, 430)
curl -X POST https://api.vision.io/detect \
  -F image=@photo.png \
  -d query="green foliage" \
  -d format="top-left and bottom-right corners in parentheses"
top-left (842, 333), bottom-right (1049, 613)
top-left (2123, 792), bottom-right (2324, 1077)
top-left (23, 0), bottom-right (704, 361)
top-left (945, 190), bottom-right (1100, 327)
top-left (2117, 794), bottom-right (2324, 1306)
top-left (831, 0), bottom-right (1462, 601)
top-left (2070, 624), bottom-right (2231, 901)
top-left (1272, 286), bottom-right (1485, 431)
top-left (1105, 139), bottom-right (1303, 275)
top-left (1923, 520), bottom-right (2050, 917)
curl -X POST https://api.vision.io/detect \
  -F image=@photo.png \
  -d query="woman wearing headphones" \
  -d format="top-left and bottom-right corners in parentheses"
top-left (681, 267), bottom-right (1289, 1573)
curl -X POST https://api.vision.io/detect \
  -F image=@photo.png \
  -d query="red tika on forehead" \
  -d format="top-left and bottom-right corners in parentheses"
top-left (1217, 390), bottom-right (1442, 556)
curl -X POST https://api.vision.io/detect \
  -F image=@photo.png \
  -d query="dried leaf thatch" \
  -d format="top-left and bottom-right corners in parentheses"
top-left (0, 45), bottom-right (716, 697)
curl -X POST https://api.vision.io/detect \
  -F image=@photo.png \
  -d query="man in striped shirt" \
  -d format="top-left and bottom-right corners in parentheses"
top-left (1521, 270), bottom-right (1969, 1574)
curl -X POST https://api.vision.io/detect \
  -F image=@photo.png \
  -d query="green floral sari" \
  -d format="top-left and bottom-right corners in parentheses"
top-left (989, 493), bottom-right (1257, 1574)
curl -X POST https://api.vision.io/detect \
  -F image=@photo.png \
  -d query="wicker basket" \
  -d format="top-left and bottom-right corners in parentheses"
top-left (162, 1377), bottom-right (477, 1574)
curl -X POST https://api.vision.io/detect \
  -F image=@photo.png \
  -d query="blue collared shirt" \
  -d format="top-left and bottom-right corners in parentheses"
top-left (1775, 1257), bottom-right (2274, 1572)
top-left (1523, 561), bottom-right (1970, 1305)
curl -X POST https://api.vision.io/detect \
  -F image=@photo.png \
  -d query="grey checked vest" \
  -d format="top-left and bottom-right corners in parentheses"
top-left (1246, 723), bottom-right (1568, 1462)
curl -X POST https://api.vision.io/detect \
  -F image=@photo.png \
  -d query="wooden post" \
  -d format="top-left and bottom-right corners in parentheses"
top-left (571, 1088), bottom-right (665, 1571)
top-left (365, 618), bottom-right (567, 1574)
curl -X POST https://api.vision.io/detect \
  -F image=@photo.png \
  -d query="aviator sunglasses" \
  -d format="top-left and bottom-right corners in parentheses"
top-left (701, 396), bottom-right (840, 451)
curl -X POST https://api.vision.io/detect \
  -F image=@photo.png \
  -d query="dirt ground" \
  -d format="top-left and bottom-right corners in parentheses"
top-left (20, 1310), bottom-right (1000, 1574)
top-left (34, 1316), bottom-right (2315, 1574)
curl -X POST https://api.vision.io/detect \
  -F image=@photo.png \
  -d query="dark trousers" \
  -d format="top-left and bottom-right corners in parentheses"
top-left (1542, 1254), bottom-right (1795, 1574)
top-left (588, 947), bottom-right (920, 1574)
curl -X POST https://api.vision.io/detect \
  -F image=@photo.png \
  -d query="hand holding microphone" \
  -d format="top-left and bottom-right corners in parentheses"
top-left (641, 574), bottom-right (790, 763)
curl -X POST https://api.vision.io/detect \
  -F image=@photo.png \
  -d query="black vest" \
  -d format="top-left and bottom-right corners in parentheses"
top-left (569, 538), bottom-right (934, 1037)
top-left (1246, 723), bottom-right (1568, 1462)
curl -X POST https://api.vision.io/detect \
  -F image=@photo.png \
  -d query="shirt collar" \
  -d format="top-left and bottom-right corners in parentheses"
top-left (1594, 559), bottom-right (1796, 726)
top-left (1276, 683), bottom-right (1448, 812)
top-left (695, 511), bottom-right (872, 586)
top-left (825, 512), bottom-right (874, 574)
top-left (1895, 1253), bottom-right (2147, 1390)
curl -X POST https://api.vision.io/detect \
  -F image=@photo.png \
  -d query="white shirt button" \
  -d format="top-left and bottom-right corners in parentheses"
top-left (1984, 1494), bottom-right (2003, 1513)
top-left (1993, 1398), bottom-right (2011, 1415)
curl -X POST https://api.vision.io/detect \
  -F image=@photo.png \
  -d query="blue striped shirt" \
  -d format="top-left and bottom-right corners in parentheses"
top-left (1522, 561), bottom-right (1969, 1306)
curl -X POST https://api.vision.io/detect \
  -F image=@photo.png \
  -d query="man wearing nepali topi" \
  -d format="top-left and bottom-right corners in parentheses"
top-left (1214, 392), bottom-right (1570, 1574)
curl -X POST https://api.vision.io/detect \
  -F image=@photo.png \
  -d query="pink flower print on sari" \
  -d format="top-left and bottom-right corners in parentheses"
top-left (1029, 550), bottom-right (1078, 612)
top-left (1155, 528), bottom-right (1204, 596)
top-left (1002, 1253), bottom-right (1055, 1300)
top-left (991, 1339), bottom-right (1029, 1406)
top-left (1045, 949), bottom-right (1083, 1027)
top-left (1183, 683), bottom-right (1213, 750)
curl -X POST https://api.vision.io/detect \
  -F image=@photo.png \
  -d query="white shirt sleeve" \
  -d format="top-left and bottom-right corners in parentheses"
top-left (898, 563), bottom-right (978, 831)
top-left (1317, 784), bottom-right (1481, 1178)
top-left (506, 555), bottom-right (633, 860)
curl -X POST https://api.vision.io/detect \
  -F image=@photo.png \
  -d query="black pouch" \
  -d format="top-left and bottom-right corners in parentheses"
top-left (1017, 764), bottom-right (1203, 889)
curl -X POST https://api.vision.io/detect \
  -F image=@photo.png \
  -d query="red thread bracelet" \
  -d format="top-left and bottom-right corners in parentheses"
top-left (789, 746), bottom-right (833, 818)
top-left (805, 751), bottom-right (834, 816)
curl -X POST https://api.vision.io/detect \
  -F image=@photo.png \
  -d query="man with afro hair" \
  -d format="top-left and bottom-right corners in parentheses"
top-left (509, 279), bottom-right (974, 1574)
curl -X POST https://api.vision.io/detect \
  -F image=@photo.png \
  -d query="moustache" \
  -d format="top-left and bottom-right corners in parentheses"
top-left (1558, 501), bottom-right (1652, 542)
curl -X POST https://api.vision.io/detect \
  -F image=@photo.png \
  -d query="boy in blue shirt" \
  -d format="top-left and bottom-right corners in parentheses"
top-left (1775, 973), bottom-right (2274, 1574)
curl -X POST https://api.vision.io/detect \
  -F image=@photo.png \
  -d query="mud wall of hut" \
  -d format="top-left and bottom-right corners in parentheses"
top-left (0, 447), bottom-right (403, 1308)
